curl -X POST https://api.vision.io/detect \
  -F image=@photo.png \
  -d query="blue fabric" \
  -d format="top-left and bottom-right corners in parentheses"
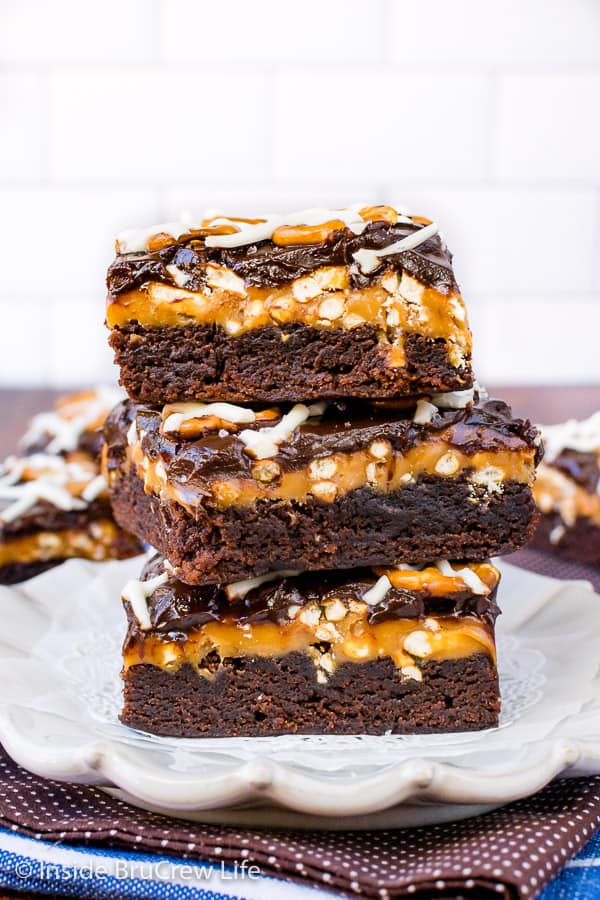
top-left (0, 825), bottom-right (331, 900)
top-left (540, 825), bottom-right (600, 899)
top-left (3, 819), bottom-right (600, 899)
top-left (0, 826), bottom-right (288, 900)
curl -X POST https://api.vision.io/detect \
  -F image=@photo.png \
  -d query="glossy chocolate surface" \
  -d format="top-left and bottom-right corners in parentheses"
top-left (551, 448), bottom-right (599, 494)
top-left (107, 222), bottom-right (457, 296)
top-left (104, 396), bottom-right (542, 494)
top-left (125, 555), bottom-right (500, 641)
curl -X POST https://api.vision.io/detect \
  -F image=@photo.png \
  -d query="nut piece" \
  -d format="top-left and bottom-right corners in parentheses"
top-left (424, 617), bottom-right (440, 632)
top-left (318, 297), bottom-right (345, 321)
top-left (298, 605), bottom-right (321, 627)
top-left (252, 460), bottom-right (281, 483)
top-left (434, 451), bottom-right (460, 476)
top-left (211, 481), bottom-right (240, 505)
top-left (309, 457), bottom-right (338, 480)
top-left (38, 533), bottom-right (62, 551)
top-left (268, 296), bottom-right (295, 323)
top-left (293, 276), bottom-right (321, 302)
top-left (313, 266), bottom-right (349, 291)
top-left (450, 296), bottom-right (467, 323)
top-left (224, 319), bottom-right (242, 335)
top-left (366, 462), bottom-right (383, 484)
top-left (311, 481), bottom-right (338, 502)
top-left (344, 639), bottom-right (370, 660)
top-left (386, 307), bottom-right (400, 328)
top-left (245, 299), bottom-right (265, 321)
top-left (205, 264), bottom-right (247, 297)
top-left (315, 623), bottom-right (340, 642)
top-left (399, 272), bottom-right (425, 304)
top-left (323, 598), bottom-right (347, 622)
top-left (165, 264), bottom-right (190, 288)
top-left (403, 630), bottom-right (433, 658)
top-left (369, 440), bottom-right (391, 460)
top-left (342, 313), bottom-right (366, 329)
top-left (319, 651), bottom-right (335, 674)
top-left (471, 465), bottom-right (505, 494)
top-left (381, 272), bottom-right (400, 294)
top-left (400, 665), bottom-right (423, 682)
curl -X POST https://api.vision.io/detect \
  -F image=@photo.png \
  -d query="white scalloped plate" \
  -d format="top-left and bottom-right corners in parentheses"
top-left (0, 556), bottom-right (599, 829)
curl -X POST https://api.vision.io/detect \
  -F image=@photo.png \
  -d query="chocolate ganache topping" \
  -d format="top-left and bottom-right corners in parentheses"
top-left (103, 396), bottom-right (543, 493)
top-left (550, 448), bottom-right (600, 494)
top-left (107, 221), bottom-right (457, 296)
top-left (124, 555), bottom-right (500, 640)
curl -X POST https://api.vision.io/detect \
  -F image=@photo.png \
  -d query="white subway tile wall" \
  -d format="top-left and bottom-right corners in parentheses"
top-left (0, 0), bottom-right (599, 387)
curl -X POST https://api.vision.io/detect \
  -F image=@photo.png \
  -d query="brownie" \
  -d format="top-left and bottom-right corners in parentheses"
top-left (107, 206), bottom-right (473, 402)
top-left (532, 413), bottom-right (600, 565)
top-left (0, 388), bottom-right (143, 584)
top-left (104, 394), bottom-right (541, 584)
top-left (0, 453), bottom-right (143, 584)
top-left (120, 555), bottom-right (501, 737)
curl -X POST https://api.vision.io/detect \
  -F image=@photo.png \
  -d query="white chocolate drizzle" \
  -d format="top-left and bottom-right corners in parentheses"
top-left (430, 387), bottom-right (475, 409)
top-left (115, 204), bottom-right (418, 254)
top-left (352, 222), bottom-right (439, 274)
top-left (435, 560), bottom-right (489, 595)
top-left (0, 453), bottom-right (100, 523)
top-left (539, 411), bottom-right (600, 463)
top-left (162, 402), bottom-right (256, 434)
top-left (225, 569), bottom-right (302, 601)
top-left (122, 572), bottom-right (169, 630)
top-left (363, 575), bottom-right (392, 606)
top-left (239, 401), bottom-right (327, 460)
top-left (80, 474), bottom-right (107, 503)
top-left (20, 386), bottom-right (124, 454)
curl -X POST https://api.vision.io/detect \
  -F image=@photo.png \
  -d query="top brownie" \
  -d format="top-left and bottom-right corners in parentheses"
top-left (106, 204), bottom-right (472, 403)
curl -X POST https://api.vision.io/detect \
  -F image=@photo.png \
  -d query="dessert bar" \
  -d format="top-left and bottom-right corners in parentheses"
top-left (104, 392), bottom-right (541, 585)
top-left (120, 555), bottom-right (501, 737)
top-left (0, 388), bottom-right (143, 584)
top-left (533, 412), bottom-right (600, 565)
top-left (107, 206), bottom-right (473, 403)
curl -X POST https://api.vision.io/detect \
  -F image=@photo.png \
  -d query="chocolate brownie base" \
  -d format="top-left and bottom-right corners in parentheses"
top-left (109, 322), bottom-right (472, 403)
top-left (0, 559), bottom-right (62, 585)
top-left (121, 653), bottom-right (500, 737)
top-left (532, 513), bottom-right (600, 566)
top-left (110, 464), bottom-right (536, 584)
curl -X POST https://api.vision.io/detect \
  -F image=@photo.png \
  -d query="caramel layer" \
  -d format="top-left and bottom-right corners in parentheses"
top-left (124, 613), bottom-right (496, 679)
top-left (126, 433), bottom-right (536, 512)
top-left (0, 520), bottom-right (127, 567)
top-left (534, 463), bottom-right (600, 527)
top-left (106, 268), bottom-right (471, 369)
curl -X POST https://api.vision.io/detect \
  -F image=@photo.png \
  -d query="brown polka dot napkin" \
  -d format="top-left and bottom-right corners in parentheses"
top-left (0, 550), bottom-right (598, 899)
top-left (507, 547), bottom-right (600, 593)
top-left (0, 748), bottom-right (599, 899)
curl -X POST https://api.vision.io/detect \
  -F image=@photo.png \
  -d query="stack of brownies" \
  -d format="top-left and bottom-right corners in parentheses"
top-left (103, 204), bottom-right (542, 737)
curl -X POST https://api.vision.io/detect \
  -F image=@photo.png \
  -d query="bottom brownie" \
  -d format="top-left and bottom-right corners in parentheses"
top-left (120, 555), bottom-right (501, 737)
top-left (121, 654), bottom-right (500, 737)
top-left (532, 513), bottom-right (600, 566)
